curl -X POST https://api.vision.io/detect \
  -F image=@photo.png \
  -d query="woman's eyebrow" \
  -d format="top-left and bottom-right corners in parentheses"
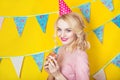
top-left (65, 28), bottom-right (72, 30)
top-left (56, 26), bottom-right (72, 30)
top-left (56, 27), bottom-right (60, 29)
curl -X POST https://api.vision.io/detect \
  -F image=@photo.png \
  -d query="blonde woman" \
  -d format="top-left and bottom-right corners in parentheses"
top-left (44, 12), bottom-right (90, 80)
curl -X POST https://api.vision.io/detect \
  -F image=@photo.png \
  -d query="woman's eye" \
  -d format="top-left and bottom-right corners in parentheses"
top-left (57, 28), bottom-right (61, 31)
top-left (66, 29), bottom-right (71, 32)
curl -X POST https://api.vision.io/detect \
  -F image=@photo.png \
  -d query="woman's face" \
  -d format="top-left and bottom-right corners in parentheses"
top-left (56, 19), bottom-right (77, 46)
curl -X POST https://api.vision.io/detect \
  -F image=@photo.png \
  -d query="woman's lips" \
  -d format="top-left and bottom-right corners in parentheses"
top-left (61, 38), bottom-right (68, 41)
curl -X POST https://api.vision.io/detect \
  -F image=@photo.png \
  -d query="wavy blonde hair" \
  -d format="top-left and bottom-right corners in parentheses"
top-left (54, 12), bottom-right (90, 51)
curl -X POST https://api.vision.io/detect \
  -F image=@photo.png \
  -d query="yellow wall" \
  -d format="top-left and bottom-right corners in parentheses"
top-left (0, 0), bottom-right (120, 80)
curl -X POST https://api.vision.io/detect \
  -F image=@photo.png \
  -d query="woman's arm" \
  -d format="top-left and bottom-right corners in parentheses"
top-left (47, 74), bottom-right (55, 80)
top-left (75, 51), bottom-right (89, 80)
top-left (47, 70), bottom-right (66, 80)
top-left (44, 58), bottom-right (55, 80)
top-left (54, 72), bottom-right (66, 80)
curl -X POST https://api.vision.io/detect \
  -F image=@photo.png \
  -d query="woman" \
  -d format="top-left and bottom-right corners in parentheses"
top-left (44, 12), bottom-right (90, 80)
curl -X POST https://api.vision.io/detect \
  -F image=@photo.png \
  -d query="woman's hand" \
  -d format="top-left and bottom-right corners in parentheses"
top-left (44, 56), bottom-right (60, 77)
top-left (44, 55), bottom-right (67, 80)
top-left (44, 52), bottom-right (57, 73)
top-left (48, 56), bottom-right (60, 77)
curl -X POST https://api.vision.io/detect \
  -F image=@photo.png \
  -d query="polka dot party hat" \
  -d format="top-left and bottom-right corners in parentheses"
top-left (59, 0), bottom-right (72, 16)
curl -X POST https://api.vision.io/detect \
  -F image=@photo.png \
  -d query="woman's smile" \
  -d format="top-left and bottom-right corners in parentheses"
top-left (61, 37), bottom-right (68, 42)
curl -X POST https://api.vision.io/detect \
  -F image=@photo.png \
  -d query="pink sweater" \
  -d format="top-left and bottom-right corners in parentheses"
top-left (57, 47), bottom-right (89, 80)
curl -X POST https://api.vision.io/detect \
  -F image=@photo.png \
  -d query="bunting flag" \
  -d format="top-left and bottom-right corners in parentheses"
top-left (53, 46), bottom-right (60, 54)
top-left (93, 26), bottom-right (104, 43)
top-left (78, 2), bottom-right (91, 22)
top-left (10, 56), bottom-right (24, 78)
top-left (112, 54), bottom-right (120, 68)
top-left (0, 17), bottom-right (4, 29)
top-left (36, 14), bottom-right (49, 33)
top-left (101, 0), bottom-right (114, 11)
top-left (14, 17), bottom-right (27, 36)
top-left (93, 69), bottom-right (106, 80)
top-left (32, 53), bottom-right (44, 71)
top-left (112, 15), bottom-right (120, 28)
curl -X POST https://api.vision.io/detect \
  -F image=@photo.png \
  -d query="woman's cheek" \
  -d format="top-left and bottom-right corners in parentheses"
top-left (57, 32), bottom-right (61, 37)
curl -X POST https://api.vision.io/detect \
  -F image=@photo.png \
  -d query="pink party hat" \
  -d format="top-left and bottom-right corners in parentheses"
top-left (59, 0), bottom-right (72, 16)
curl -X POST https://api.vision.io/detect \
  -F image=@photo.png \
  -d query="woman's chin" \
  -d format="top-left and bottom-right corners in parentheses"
top-left (62, 42), bottom-right (70, 46)
top-left (62, 42), bottom-right (68, 45)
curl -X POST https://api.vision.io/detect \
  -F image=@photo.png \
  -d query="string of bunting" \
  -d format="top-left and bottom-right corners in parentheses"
top-left (0, 46), bottom-right (60, 78)
top-left (93, 53), bottom-right (120, 80)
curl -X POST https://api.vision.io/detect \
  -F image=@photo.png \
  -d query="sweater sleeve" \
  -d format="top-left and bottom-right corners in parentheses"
top-left (75, 51), bottom-right (89, 80)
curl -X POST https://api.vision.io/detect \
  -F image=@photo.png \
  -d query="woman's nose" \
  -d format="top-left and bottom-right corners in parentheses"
top-left (60, 32), bottom-right (66, 37)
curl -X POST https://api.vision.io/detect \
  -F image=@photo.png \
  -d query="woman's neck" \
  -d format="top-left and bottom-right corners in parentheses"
top-left (63, 42), bottom-right (76, 53)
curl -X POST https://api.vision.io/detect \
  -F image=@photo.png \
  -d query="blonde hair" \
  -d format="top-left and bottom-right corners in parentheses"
top-left (54, 12), bottom-right (90, 51)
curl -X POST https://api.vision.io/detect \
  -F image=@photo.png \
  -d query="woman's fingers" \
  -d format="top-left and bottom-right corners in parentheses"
top-left (44, 64), bottom-right (48, 69)
top-left (51, 56), bottom-right (58, 66)
top-left (44, 60), bottom-right (49, 67)
top-left (49, 56), bottom-right (57, 64)
top-left (44, 56), bottom-right (59, 73)
top-left (48, 58), bottom-right (56, 68)
top-left (48, 60), bottom-right (57, 74)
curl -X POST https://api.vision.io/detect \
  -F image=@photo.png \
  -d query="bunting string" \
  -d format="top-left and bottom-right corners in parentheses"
top-left (87, 13), bottom-right (120, 34)
top-left (0, 12), bottom-right (58, 18)
top-left (0, 0), bottom-right (96, 18)
top-left (0, 46), bottom-right (58, 58)
top-left (0, 46), bottom-right (60, 77)
top-left (93, 53), bottom-right (120, 76)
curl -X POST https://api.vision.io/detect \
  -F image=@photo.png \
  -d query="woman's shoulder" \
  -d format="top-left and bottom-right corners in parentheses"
top-left (74, 49), bottom-right (89, 65)
top-left (75, 49), bottom-right (88, 58)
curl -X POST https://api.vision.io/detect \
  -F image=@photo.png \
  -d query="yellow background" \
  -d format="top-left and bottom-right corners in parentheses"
top-left (0, 0), bottom-right (120, 80)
